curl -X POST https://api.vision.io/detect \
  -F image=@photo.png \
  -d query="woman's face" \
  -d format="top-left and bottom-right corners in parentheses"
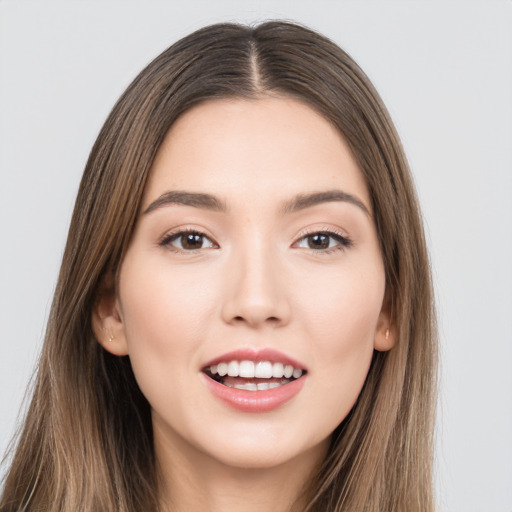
top-left (105, 97), bottom-right (392, 471)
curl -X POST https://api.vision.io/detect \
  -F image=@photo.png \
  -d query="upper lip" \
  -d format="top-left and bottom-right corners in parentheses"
top-left (202, 348), bottom-right (307, 371)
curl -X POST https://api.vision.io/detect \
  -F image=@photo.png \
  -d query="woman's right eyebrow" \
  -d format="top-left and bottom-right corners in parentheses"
top-left (143, 191), bottom-right (227, 214)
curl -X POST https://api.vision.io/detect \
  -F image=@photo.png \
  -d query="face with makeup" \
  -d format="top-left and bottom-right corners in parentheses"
top-left (96, 97), bottom-right (393, 474)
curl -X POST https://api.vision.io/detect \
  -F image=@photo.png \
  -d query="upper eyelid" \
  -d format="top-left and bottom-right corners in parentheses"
top-left (160, 226), bottom-right (214, 240)
top-left (293, 226), bottom-right (350, 241)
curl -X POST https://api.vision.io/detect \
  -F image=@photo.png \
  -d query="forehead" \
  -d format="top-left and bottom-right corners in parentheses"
top-left (143, 96), bottom-right (370, 210)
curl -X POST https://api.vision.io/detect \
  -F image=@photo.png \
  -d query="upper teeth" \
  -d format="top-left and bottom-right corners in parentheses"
top-left (209, 360), bottom-right (303, 379)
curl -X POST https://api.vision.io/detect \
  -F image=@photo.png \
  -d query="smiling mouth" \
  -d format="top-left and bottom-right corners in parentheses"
top-left (203, 360), bottom-right (306, 391)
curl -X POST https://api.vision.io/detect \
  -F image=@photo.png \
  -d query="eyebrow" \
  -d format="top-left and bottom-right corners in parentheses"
top-left (143, 191), bottom-right (227, 214)
top-left (282, 190), bottom-right (370, 216)
top-left (143, 189), bottom-right (370, 216)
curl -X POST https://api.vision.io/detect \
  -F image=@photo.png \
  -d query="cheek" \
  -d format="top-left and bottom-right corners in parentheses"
top-left (297, 261), bottom-right (384, 410)
top-left (299, 260), bottom-right (384, 345)
top-left (120, 252), bottom-right (217, 336)
top-left (117, 254), bottom-right (219, 390)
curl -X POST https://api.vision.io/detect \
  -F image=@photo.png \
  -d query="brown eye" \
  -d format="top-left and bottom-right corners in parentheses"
top-left (181, 233), bottom-right (205, 250)
top-left (294, 231), bottom-right (352, 252)
top-left (307, 233), bottom-right (330, 249)
top-left (163, 231), bottom-right (216, 251)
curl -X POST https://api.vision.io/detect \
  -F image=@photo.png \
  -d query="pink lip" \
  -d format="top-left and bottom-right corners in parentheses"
top-left (201, 348), bottom-right (307, 413)
top-left (202, 348), bottom-right (307, 370)
top-left (202, 372), bottom-right (306, 413)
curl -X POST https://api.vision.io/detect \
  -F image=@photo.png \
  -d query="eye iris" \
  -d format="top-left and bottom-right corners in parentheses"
top-left (308, 233), bottom-right (330, 249)
top-left (182, 233), bottom-right (203, 249)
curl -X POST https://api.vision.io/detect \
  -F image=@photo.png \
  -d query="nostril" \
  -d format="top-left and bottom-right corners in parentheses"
top-left (233, 315), bottom-right (280, 324)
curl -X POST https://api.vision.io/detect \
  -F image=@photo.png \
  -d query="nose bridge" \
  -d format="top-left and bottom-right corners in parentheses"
top-left (221, 231), bottom-right (290, 328)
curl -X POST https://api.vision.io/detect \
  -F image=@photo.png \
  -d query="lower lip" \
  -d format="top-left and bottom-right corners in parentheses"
top-left (202, 374), bottom-right (306, 413)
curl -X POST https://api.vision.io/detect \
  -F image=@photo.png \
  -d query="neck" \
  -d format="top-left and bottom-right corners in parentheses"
top-left (155, 425), bottom-right (328, 512)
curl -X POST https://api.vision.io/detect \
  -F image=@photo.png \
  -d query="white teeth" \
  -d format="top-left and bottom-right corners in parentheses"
top-left (272, 362), bottom-right (284, 378)
top-left (235, 382), bottom-right (258, 391)
top-left (225, 379), bottom-right (291, 391)
top-left (255, 361), bottom-right (273, 378)
top-left (239, 360), bottom-right (255, 378)
top-left (227, 361), bottom-right (239, 377)
top-left (207, 360), bottom-right (304, 381)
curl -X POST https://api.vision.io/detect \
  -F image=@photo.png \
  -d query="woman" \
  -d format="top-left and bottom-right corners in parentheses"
top-left (1, 21), bottom-right (437, 512)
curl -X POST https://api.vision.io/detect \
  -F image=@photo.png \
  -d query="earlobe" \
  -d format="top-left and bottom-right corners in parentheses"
top-left (374, 322), bottom-right (395, 351)
top-left (374, 293), bottom-right (396, 352)
top-left (91, 275), bottom-right (129, 356)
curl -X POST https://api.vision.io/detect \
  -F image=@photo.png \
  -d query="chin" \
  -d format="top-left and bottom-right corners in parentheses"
top-left (196, 429), bottom-right (330, 472)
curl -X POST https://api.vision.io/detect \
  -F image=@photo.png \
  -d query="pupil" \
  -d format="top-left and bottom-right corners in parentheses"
top-left (183, 234), bottom-right (202, 249)
top-left (308, 234), bottom-right (329, 249)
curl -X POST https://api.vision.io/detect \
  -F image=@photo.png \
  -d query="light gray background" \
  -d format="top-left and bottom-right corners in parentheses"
top-left (1, 1), bottom-right (511, 510)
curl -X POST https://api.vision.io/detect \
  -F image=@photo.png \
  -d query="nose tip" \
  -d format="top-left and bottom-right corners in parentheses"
top-left (221, 257), bottom-right (291, 329)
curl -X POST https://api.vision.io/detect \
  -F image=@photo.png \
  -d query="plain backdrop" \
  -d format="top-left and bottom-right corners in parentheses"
top-left (1, 1), bottom-right (511, 510)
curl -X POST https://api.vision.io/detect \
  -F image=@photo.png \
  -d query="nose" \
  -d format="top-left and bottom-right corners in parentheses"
top-left (221, 246), bottom-right (291, 329)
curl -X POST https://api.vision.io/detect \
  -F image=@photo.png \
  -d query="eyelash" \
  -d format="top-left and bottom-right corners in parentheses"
top-left (159, 228), bottom-right (353, 254)
top-left (159, 228), bottom-right (218, 253)
top-left (293, 228), bottom-right (353, 254)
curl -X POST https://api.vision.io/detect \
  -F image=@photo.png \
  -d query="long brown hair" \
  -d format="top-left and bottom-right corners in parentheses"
top-left (1, 21), bottom-right (437, 511)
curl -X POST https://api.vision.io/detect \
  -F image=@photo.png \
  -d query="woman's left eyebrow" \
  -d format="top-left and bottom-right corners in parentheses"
top-left (282, 190), bottom-right (370, 216)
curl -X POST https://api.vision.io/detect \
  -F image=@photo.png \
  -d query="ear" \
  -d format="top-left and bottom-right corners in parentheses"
top-left (374, 292), bottom-right (396, 352)
top-left (91, 272), bottom-right (129, 356)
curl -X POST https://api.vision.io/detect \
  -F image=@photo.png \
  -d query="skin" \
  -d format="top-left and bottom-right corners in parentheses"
top-left (94, 96), bottom-right (394, 512)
